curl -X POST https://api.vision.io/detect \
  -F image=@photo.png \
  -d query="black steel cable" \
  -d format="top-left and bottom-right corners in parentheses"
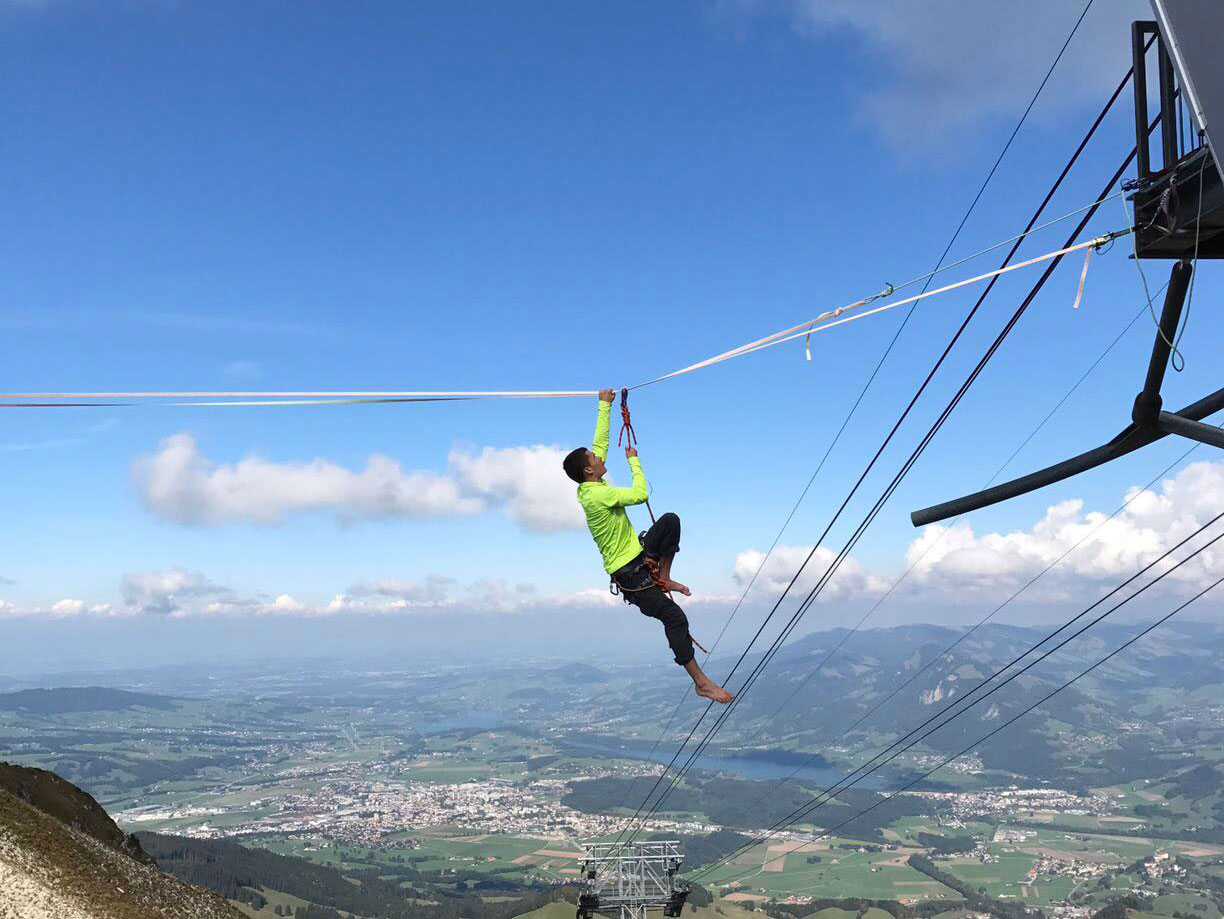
top-left (691, 511), bottom-right (1224, 882)
top-left (615, 86), bottom-right (1148, 849)
top-left (697, 563), bottom-right (1224, 885)
top-left (721, 301), bottom-right (1179, 805)
top-left (737, 291), bottom-right (1157, 739)
top-left (601, 8), bottom-right (1134, 863)
top-left (603, 5), bottom-right (1106, 819)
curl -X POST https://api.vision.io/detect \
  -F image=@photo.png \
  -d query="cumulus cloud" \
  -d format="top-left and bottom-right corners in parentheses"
top-left (904, 461), bottom-right (1224, 600)
top-left (135, 434), bottom-right (481, 526)
top-left (120, 567), bottom-right (227, 617)
top-left (733, 543), bottom-right (890, 603)
top-left (2, 564), bottom-right (668, 620)
top-left (728, 461), bottom-right (1224, 614)
top-left (321, 576), bottom-right (633, 617)
top-left (198, 592), bottom-right (312, 618)
top-left (0, 597), bottom-right (103, 619)
top-left (712, 0), bottom-right (1148, 145)
top-left (135, 434), bottom-right (584, 531)
top-left (448, 444), bottom-right (586, 532)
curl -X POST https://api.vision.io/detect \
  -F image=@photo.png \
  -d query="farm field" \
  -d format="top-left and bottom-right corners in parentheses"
top-left (256, 830), bottom-right (590, 883)
top-left (697, 840), bottom-right (960, 903)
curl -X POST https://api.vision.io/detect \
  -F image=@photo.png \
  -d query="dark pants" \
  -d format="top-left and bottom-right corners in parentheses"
top-left (611, 512), bottom-right (694, 667)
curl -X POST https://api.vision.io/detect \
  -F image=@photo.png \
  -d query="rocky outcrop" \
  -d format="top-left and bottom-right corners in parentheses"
top-left (0, 762), bottom-right (243, 919)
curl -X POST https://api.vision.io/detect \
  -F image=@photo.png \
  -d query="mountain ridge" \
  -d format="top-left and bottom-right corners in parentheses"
top-left (0, 762), bottom-right (243, 919)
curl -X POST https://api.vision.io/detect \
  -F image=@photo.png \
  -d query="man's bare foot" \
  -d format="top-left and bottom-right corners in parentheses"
top-left (695, 681), bottom-right (734, 704)
top-left (666, 579), bottom-right (691, 597)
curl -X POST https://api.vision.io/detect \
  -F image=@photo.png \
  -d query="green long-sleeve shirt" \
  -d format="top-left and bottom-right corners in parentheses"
top-left (577, 399), bottom-right (649, 573)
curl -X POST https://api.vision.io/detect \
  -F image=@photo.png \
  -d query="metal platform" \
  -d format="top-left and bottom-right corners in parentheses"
top-left (1130, 18), bottom-right (1224, 260)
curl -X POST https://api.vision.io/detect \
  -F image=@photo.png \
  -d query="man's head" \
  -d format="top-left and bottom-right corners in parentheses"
top-left (563, 447), bottom-right (605, 484)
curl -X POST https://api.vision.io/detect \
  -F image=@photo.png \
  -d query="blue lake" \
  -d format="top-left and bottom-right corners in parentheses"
top-left (564, 736), bottom-right (879, 787)
top-left (416, 710), bottom-right (503, 733)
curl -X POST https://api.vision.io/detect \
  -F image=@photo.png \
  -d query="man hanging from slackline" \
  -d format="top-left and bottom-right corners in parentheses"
top-left (563, 389), bottom-right (733, 704)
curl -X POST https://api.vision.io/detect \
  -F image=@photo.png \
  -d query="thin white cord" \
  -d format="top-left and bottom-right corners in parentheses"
top-left (1124, 185), bottom-right (1186, 371)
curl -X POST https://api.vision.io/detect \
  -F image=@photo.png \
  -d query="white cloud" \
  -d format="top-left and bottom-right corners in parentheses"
top-left (0, 597), bottom-right (99, 619)
top-left (120, 567), bottom-right (226, 617)
top-left (29, 462), bottom-right (1224, 623)
top-left (0, 570), bottom-right (731, 620)
top-left (712, 0), bottom-right (1148, 145)
top-left (136, 434), bottom-right (482, 526)
top-left (269, 593), bottom-right (304, 613)
top-left (733, 543), bottom-right (890, 602)
top-left (903, 461), bottom-right (1224, 600)
top-left (197, 592), bottom-right (311, 618)
top-left (0, 567), bottom-right (648, 621)
top-left (322, 577), bottom-right (629, 617)
top-left (726, 461), bottom-right (1224, 614)
top-left (134, 433), bottom-right (583, 531)
top-left (447, 444), bottom-right (585, 532)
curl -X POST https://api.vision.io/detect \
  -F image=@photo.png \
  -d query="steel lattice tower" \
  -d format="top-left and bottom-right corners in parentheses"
top-left (577, 841), bottom-right (689, 919)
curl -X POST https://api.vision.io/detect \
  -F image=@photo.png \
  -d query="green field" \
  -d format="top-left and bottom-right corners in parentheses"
top-left (254, 830), bottom-right (587, 884)
top-left (696, 841), bottom-right (959, 903)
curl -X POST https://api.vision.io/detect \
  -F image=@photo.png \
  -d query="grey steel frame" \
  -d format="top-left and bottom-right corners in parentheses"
top-left (579, 841), bottom-right (686, 919)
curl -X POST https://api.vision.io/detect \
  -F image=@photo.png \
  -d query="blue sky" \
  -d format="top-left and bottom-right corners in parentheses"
top-left (3, 0), bottom-right (1222, 673)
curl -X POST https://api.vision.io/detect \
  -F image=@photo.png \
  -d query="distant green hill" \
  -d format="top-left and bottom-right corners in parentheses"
top-left (0, 685), bottom-right (177, 713)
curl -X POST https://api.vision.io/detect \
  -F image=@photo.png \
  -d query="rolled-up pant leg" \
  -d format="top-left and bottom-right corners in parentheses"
top-left (624, 581), bottom-right (695, 666)
top-left (641, 512), bottom-right (681, 559)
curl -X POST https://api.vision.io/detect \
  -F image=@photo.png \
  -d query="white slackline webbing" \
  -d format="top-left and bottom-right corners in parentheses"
top-left (0, 233), bottom-right (1117, 407)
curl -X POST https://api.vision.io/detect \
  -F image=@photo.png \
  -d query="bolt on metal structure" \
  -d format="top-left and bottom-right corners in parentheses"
top-left (577, 841), bottom-right (690, 919)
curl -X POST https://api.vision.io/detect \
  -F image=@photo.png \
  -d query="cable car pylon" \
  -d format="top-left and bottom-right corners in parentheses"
top-left (577, 841), bottom-right (690, 919)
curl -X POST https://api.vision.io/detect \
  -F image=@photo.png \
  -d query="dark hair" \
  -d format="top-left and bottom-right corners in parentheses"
top-left (563, 447), bottom-right (591, 484)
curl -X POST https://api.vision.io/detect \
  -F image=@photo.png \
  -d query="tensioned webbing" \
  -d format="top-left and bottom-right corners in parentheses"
top-left (0, 233), bottom-right (1121, 407)
top-left (629, 232), bottom-right (1120, 389)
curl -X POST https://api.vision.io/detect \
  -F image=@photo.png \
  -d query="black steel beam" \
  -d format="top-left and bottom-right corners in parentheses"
top-left (1133, 21), bottom-right (1155, 180)
top-left (1133, 259), bottom-right (1192, 426)
top-left (1158, 31), bottom-right (1179, 170)
top-left (1158, 412), bottom-right (1224, 449)
top-left (911, 387), bottom-right (1224, 527)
